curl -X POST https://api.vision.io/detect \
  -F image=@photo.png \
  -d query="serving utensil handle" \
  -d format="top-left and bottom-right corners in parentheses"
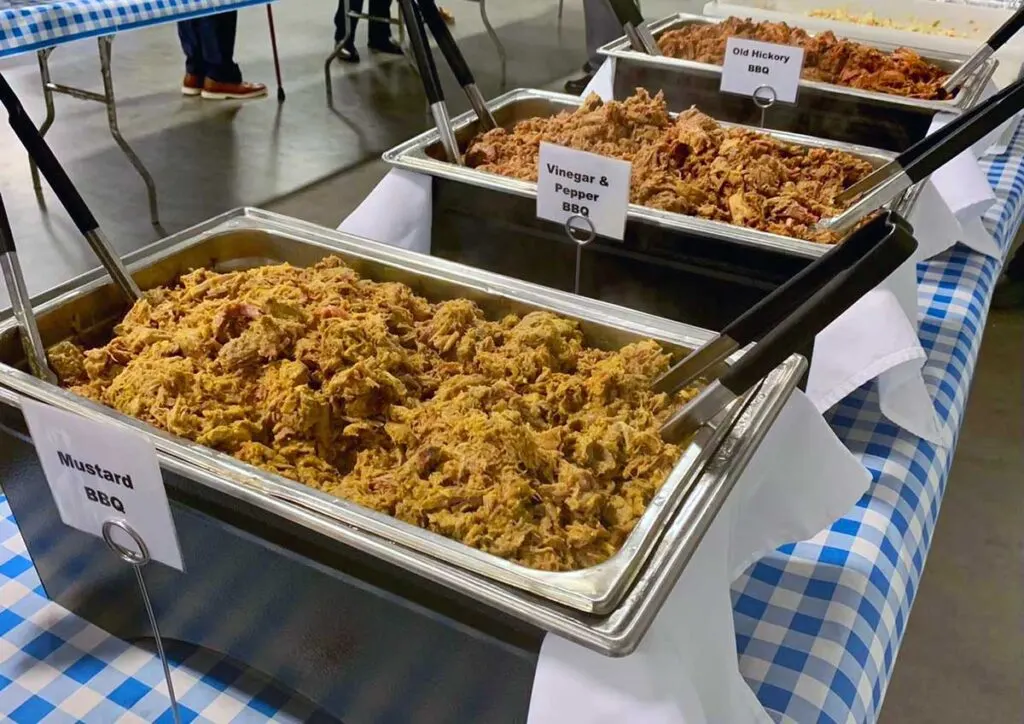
top-left (988, 5), bottom-right (1024, 52)
top-left (0, 73), bottom-right (99, 236)
top-left (719, 216), bottom-right (916, 396)
top-left (907, 74), bottom-right (1024, 184)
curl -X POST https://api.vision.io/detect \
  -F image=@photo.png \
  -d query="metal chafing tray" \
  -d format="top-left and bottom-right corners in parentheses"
top-left (0, 209), bottom-right (803, 651)
top-left (598, 13), bottom-right (998, 151)
top-left (383, 87), bottom-right (920, 261)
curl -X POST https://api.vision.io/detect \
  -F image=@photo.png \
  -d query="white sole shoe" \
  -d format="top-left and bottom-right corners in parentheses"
top-left (200, 88), bottom-right (268, 100)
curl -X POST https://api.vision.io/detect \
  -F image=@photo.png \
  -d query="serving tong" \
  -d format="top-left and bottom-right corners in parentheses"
top-left (604, 0), bottom-right (661, 56)
top-left (942, 5), bottom-right (1024, 93)
top-left (396, 0), bottom-right (496, 164)
top-left (824, 73), bottom-right (1024, 236)
top-left (658, 211), bottom-right (917, 443)
top-left (0, 72), bottom-right (142, 384)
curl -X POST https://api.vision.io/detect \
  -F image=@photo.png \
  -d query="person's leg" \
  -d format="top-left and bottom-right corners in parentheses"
top-left (367, 0), bottom-right (399, 51)
top-left (197, 12), bottom-right (266, 99)
top-left (177, 19), bottom-right (205, 95)
top-left (566, 0), bottom-right (624, 93)
top-left (334, 0), bottom-right (363, 61)
top-left (198, 12), bottom-right (242, 84)
top-left (584, 0), bottom-right (621, 71)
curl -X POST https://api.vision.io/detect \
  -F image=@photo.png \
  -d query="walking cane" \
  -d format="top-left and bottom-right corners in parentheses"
top-left (267, 6), bottom-right (286, 102)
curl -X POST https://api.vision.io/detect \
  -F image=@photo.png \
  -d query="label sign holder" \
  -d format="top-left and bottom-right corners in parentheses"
top-left (102, 519), bottom-right (182, 724)
top-left (564, 214), bottom-right (597, 295)
top-left (720, 36), bottom-right (804, 122)
top-left (753, 84), bottom-right (777, 128)
top-left (536, 142), bottom-right (632, 241)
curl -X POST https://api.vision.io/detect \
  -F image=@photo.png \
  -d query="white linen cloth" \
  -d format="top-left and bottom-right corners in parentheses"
top-left (338, 198), bottom-right (872, 724)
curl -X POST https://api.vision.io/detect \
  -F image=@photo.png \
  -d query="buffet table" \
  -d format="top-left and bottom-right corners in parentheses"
top-left (0, 0), bottom-right (276, 227)
top-left (733, 119), bottom-right (1024, 724)
top-left (0, 120), bottom-right (1017, 722)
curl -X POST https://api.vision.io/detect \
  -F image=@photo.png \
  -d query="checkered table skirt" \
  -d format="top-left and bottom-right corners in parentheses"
top-left (0, 496), bottom-right (339, 722)
top-left (0, 0), bottom-right (274, 57)
top-left (733, 120), bottom-right (1024, 724)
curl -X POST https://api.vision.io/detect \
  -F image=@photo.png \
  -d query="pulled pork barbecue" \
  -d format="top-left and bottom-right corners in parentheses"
top-left (465, 89), bottom-right (872, 243)
top-left (657, 17), bottom-right (951, 100)
top-left (49, 257), bottom-right (699, 572)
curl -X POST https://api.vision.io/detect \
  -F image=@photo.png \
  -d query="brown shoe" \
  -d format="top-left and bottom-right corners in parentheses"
top-left (200, 79), bottom-right (267, 100)
top-left (181, 73), bottom-right (204, 97)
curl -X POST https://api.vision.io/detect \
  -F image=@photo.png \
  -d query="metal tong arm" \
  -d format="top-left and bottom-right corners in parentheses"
top-left (0, 191), bottom-right (58, 384)
top-left (0, 73), bottom-right (141, 302)
top-left (415, 0), bottom-right (496, 130)
top-left (654, 212), bottom-right (904, 395)
top-left (943, 5), bottom-right (1024, 93)
top-left (660, 214), bottom-right (918, 443)
top-left (604, 0), bottom-right (660, 56)
top-left (398, 0), bottom-right (462, 164)
top-left (826, 74), bottom-right (1024, 232)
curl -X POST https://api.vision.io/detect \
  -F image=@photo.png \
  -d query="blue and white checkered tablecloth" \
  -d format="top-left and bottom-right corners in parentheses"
top-left (0, 133), bottom-right (1022, 723)
top-left (0, 0), bottom-right (273, 58)
top-left (0, 496), bottom-right (338, 722)
top-left (733, 119), bottom-right (1024, 724)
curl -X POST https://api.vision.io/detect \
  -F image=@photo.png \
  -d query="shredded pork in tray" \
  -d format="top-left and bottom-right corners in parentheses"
top-left (465, 89), bottom-right (872, 243)
top-left (657, 17), bottom-right (952, 100)
top-left (48, 257), bottom-right (699, 572)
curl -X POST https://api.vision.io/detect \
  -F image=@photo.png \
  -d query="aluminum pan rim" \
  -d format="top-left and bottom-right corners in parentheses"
top-left (0, 207), bottom-right (802, 655)
top-left (0, 207), bottom-right (798, 618)
top-left (382, 88), bottom-right (919, 259)
top-left (597, 12), bottom-right (997, 113)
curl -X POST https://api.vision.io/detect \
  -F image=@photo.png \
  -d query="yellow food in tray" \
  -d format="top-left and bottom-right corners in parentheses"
top-left (807, 8), bottom-right (976, 38)
top-left (48, 257), bottom-right (700, 572)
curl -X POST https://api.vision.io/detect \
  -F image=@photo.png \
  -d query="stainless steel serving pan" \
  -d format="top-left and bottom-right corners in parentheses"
top-left (0, 209), bottom-right (803, 652)
top-left (599, 12), bottom-right (996, 115)
top-left (383, 87), bottom-right (920, 260)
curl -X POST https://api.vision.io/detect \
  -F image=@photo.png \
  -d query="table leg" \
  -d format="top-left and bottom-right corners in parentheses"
top-left (325, 0), bottom-right (355, 104)
top-left (97, 37), bottom-right (160, 228)
top-left (478, 0), bottom-right (507, 88)
top-left (29, 49), bottom-right (57, 195)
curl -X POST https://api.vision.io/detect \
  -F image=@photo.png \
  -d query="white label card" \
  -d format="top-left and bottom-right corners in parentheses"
top-left (720, 37), bottom-right (805, 104)
top-left (536, 142), bottom-right (632, 240)
top-left (21, 399), bottom-right (184, 571)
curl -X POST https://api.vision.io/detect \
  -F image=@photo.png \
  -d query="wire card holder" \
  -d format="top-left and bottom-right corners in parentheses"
top-left (101, 519), bottom-right (182, 724)
top-left (753, 84), bottom-right (777, 128)
top-left (564, 214), bottom-right (597, 295)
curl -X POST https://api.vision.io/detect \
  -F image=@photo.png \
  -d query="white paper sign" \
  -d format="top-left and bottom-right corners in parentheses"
top-left (536, 142), bottom-right (632, 240)
top-left (21, 399), bottom-right (184, 571)
top-left (720, 37), bottom-right (805, 104)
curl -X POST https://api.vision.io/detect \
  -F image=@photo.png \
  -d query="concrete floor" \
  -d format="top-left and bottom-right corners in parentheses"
top-left (0, 1), bottom-right (1021, 722)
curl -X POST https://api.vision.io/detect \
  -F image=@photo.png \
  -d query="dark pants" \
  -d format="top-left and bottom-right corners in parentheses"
top-left (178, 12), bottom-right (241, 84)
top-left (334, 0), bottom-right (393, 46)
top-left (584, 0), bottom-right (622, 71)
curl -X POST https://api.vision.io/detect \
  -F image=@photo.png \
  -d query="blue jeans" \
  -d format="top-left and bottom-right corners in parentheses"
top-left (178, 12), bottom-right (241, 84)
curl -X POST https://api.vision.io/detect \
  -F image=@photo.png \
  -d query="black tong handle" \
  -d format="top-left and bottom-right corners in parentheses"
top-left (720, 215), bottom-right (917, 395)
top-left (899, 75), bottom-right (1024, 183)
top-left (723, 213), bottom-right (898, 346)
top-left (0, 192), bottom-right (15, 256)
top-left (987, 5), bottom-right (1024, 51)
top-left (398, 0), bottom-right (445, 105)
top-left (417, 0), bottom-right (475, 89)
top-left (0, 74), bottom-right (100, 236)
top-left (604, 0), bottom-right (645, 28)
